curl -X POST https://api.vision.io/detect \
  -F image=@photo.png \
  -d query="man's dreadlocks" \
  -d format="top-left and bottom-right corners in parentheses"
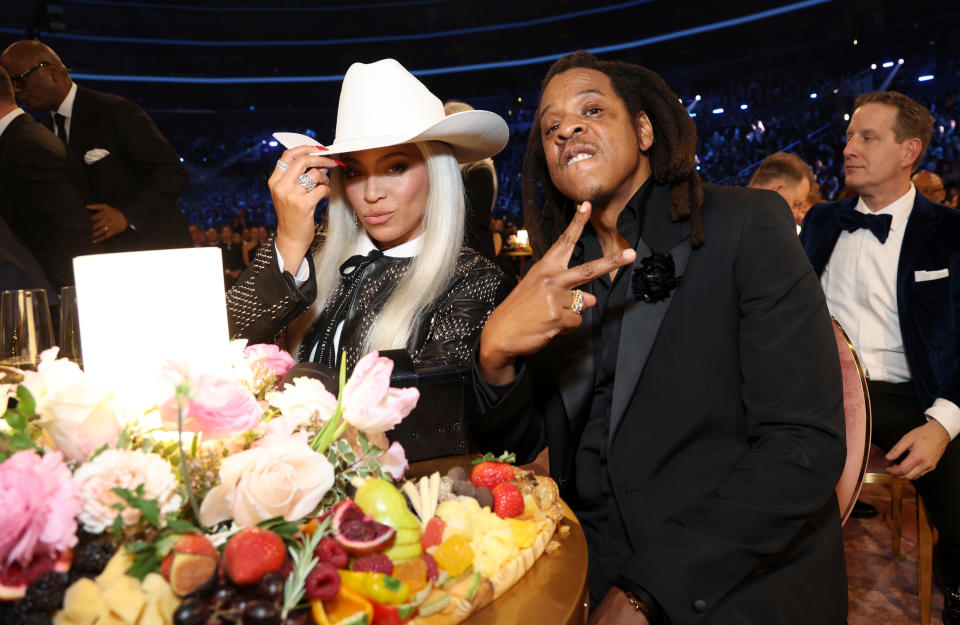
top-left (523, 51), bottom-right (704, 257)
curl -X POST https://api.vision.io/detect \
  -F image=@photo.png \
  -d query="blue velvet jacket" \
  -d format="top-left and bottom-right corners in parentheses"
top-left (800, 192), bottom-right (960, 410)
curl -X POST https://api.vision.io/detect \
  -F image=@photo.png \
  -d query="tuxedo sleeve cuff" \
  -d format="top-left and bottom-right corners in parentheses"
top-left (616, 579), bottom-right (667, 625)
top-left (926, 398), bottom-right (960, 440)
top-left (274, 242), bottom-right (311, 286)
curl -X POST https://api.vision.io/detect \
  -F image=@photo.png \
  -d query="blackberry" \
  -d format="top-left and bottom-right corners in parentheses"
top-left (24, 572), bottom-right (67, 612)
top-left (0, 600), bottom-right (29, 625)
top-left (24, 611), bottom-right (53, 625)
top-left (72, 538), bottom-right (118, 574)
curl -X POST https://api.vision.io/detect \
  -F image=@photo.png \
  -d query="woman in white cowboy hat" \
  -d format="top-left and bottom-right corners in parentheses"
top-left (226, 59), bottom-right (511, 380)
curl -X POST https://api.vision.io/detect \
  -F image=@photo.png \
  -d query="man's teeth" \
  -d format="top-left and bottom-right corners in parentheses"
top-left (567, 153), bottom-right (593, 165)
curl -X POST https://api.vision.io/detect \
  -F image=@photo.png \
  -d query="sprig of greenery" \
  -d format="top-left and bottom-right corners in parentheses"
top-left (174, 382), bottom-right (204, 529)
top-left (310, 354), bottom-right (349, 454)
top-left (472, 450), bottom-right (517, 465)
top-left (0, 386), bottom-right (41, 460)
top-left (281, 516), bottom-right (331, 618)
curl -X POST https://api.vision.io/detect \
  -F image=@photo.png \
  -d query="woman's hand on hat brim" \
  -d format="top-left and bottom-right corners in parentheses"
top-left (269, 146), bottom-right (339, 271)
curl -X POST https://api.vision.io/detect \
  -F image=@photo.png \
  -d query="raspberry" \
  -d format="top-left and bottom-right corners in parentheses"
top-left (492, 482), bottom-right (524, 519)
top-left (72, 539), bottom-right (117, 575)
top-left (350, 554), bottom-right (393, 575)
top-left (314, 536), bottom-right (348, 570)
top-left (305, 563), bottom-right (340, 601)
top-left (421, 554), bottom-right (439, 583)
top-left (24, 572), bottom-right (67, 612)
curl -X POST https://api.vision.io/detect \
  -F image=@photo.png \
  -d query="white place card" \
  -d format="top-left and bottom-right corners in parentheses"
top-left (73, 247), bottom-right (232, 413)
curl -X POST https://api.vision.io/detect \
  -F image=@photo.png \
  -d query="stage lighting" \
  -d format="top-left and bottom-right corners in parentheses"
top-left (871, 64), bottom-right (877, 70)
top-left (740, 104), bottom-right (748, 110)
top-left (695, 95), bottom-right (701, 101)
top-left (882, 61), bottom-right (894, 68)
top-left (844, 114), bottom-right (850, 121)
top-left (898, 59), bottom-right (904, 65)
top-left (179, 157), bottom-right (184, 163)
top-left (809, 93), bottom-right (818, 99)
top-left (268, 141), bottom-right (278, 147)
top-left (918, 75), bottom-right (934, 82)
top-left (853, 39), bottom-right (858, 45)
top-left (712, 108), bottom-right (724, 114)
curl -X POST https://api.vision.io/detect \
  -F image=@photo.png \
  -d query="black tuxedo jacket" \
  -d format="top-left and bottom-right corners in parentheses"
top-left (474, 183), bottom-right (847, 624)
top-left (0, 113), bottom-right (93, 287)
top-left (52, 86), bottom-right (191, 252)
top-left (800, 193), bottom-right (960, 410)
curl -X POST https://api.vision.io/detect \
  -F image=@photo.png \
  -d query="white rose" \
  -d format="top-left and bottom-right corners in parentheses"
top-left (199, 438), bottom-right (334, 528)
top-left (265, 376), bottom-right (337, 426)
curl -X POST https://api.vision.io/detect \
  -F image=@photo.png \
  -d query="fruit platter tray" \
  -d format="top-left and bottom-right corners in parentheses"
top-left (406, 456), bottom-right (588, 625)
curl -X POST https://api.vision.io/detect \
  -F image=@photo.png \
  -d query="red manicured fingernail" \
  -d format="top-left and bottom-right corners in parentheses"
top-left (333, 159), bottom-right (345, 166)
top-left (315, 146), bottom-right (329, 151)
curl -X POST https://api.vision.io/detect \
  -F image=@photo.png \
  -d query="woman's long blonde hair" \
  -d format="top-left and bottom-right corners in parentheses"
top-left (287, 140), bottom-right (465, 358)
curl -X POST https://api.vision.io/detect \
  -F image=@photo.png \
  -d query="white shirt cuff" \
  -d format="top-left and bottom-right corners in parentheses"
top-left (274, 242), bottom-right (310, 287)
top-left (926, 398), bottom-right (960, 440)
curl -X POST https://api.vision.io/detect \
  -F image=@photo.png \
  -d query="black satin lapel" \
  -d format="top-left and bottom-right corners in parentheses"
top-left (608, 232), bottom-right (692, 447)
top-left (896, 195), bottom-right (941, 321)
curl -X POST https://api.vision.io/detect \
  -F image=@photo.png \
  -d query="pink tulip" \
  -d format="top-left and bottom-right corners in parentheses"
top-left (342, 352), bottom-right (419, 435)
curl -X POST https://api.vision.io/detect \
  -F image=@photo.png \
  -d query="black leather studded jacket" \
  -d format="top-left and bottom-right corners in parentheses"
top-left (226, 237), bottom-right (511, 371)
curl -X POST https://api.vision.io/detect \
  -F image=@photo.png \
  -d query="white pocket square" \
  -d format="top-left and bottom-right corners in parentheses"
top-left (915, 268), bottom-right (949, 282)
top-left (83, 148), bottom-right (110, 165)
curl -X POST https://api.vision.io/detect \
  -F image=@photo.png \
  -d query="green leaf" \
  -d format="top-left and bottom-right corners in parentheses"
top-left (15, 386), bottom-right (35, 418)
top-left (166, 518), bottom-right (197, 533)
top-left (9, 431), bottom-right (35, 450)
top-left (125, 551), bottom-right (161, 581)
top-left (115, 427), bottom-right (132, 450)
top-left (4, 409), bottom-right (27, 431)
top-left (472, 450), bottom-right (516, 465)
top-left (112, 514), bottom-right (124, 539)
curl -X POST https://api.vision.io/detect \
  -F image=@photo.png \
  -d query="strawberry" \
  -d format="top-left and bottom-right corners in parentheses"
top-left (469, 462), bottom-right (515, 491)
top-left (160, 533), bottom-right (218, 581)
top-left (223, 527), bottom-right (286, 585)
top-left (420, 517), bottom-right (446, 550)
top-left (492, 482), bottom-right (524, 519)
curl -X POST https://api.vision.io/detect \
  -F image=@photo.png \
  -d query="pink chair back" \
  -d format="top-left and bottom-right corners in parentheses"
top-left (832, 318), bottom-right (872, 525)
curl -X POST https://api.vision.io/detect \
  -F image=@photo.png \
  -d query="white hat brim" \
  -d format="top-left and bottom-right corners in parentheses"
top-left (321, 109), bottom-right (509, 164)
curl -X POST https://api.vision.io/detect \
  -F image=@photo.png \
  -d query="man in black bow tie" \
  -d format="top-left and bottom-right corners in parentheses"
top-left (800, 91), bottom-right (960, 624)
top-left (474, 52), bottom-right (847, 624)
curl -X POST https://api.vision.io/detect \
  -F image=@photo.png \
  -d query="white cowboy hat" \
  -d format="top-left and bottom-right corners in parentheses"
top-left (321, 59), bottom-right (509, 163)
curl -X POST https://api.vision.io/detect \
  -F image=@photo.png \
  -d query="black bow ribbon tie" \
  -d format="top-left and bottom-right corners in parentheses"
top-left (835, 206), bottom-right (893, 243)
top-left (339, 249), bottom-right (383, 276)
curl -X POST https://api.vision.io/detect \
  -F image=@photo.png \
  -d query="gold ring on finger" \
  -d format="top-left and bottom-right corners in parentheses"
top-left (569, 289), bottom-right (584, 315)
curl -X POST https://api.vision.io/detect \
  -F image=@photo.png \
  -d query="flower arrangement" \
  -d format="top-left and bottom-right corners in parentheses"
top-left (0, 341), bottom-right (418, 623)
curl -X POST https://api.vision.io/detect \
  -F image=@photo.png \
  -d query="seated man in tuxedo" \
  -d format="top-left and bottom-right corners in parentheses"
top-left (0, 39), bottom-right (191, 253)
top-left (0, 66), bottom-right (92, 288)
top-left (473, 51), bottom-right (847, 624)
top-left (800, 91), bottom-right (960, 625)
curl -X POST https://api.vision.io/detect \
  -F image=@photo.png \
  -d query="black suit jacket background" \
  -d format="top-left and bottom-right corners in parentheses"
top-left (0, 113), bottom-right (93, 287)
top-left (59, 86), bottom-right (191, 252)
top-left (473, 184), bottom-right (847, 624)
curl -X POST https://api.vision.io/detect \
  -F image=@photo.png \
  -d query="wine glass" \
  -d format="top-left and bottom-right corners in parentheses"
top-left (0, 289), bottom-right (56, 370)
top-left (59, 285), bottom-right (83, 367)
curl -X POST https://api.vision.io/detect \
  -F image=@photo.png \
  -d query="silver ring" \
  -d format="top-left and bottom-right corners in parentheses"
top-left (569, 289), bottom-right (584, 315)
top-left (297, 173), bottom-right (317, 192)
top-left (276, 159), bottom-right (290, 171)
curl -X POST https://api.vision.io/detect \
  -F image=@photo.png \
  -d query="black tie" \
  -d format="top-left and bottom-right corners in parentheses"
top-left (53, 113), bottom-right (68, 145)
top-left (835, 205), bottom-right (893, 243)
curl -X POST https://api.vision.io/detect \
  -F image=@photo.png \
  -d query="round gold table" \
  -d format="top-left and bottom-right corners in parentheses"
top-left (408, 456), bottom-right (589, 625)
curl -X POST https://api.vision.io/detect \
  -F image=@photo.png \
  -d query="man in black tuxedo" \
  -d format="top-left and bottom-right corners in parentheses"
top-left (473, 52), bottom-right (847, 624)
top-left (800, 91), bottom-right (960, 624)
top-left (0, 40), bottom-right (191, 253)
top-left (0, 66), bottom-right (91, 288)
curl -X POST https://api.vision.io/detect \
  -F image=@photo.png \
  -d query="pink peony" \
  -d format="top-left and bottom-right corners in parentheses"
top-left (242, 343), bottom-right (296, 383)
top-left (342, 352), bottom-right (419, 435)
top-left (0, 450), bottom-right (81, 567)
top-left (160, 374), bottom-right (263, 439)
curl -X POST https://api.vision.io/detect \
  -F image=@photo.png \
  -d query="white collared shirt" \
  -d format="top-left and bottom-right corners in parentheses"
top-left (822, 184), bottom-right (960, 438)
top-left (276, 232), bottom-right (423, 361)
top-left (0, 107), bottom-right (25, 137)
top-left (51, 82), bottom-right (77, 142)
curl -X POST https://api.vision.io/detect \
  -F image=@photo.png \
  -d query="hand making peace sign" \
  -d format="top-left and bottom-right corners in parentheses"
top-left (478, 202), bottom-right (636, 385)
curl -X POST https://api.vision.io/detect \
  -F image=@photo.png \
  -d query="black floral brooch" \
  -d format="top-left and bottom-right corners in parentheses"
top-left (631, 252), bottom-right (682, 303)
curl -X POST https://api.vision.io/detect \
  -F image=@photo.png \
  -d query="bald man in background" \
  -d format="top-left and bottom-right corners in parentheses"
top-left (748, 152), bottom-right (813, 232)
top-left (913, 170), bottom-right (947, 204)
top-left (1, 40), bottom-right (191, 253)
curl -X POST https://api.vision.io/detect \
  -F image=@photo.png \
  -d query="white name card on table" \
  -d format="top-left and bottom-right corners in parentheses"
top-left (73, 247), bottom-right (231, 413)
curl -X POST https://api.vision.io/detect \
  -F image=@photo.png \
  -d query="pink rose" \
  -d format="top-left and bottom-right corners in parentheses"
top-left (342, 352), bottom-right (419, 435)
top-left (199, 437), bottom-right (334, 527)
top-left (0, 450), bottom-right (81, 567)
top-left (378, 441), bottom-right (409, 481)
top-left (242, 343), bottom-right (296, 383)
top-left (160, 374), bottom-right (263, 439)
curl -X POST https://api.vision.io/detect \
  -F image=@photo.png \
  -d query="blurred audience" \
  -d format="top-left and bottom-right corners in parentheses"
top-left (748, 152), bottom-right (813, 230)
